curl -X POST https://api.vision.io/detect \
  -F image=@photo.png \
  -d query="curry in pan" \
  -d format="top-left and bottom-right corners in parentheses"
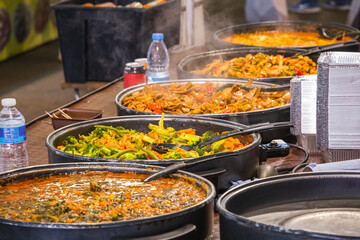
top-left (122, 81), bottom-right (290, 115)
top-left (0, 171), bottom-right (206, 223)
top-left (223, 31), bottom-right (352, 47)
top-left (192, 53), bottom-right (317, 79)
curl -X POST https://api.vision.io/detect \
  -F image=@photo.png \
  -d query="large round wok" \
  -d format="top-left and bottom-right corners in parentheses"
top-left (176, 48), bottom-right (319, 85)
top-left (217, 171), bottom-right (360, 239)
top-left (0, 162), bottom-right (215, 240)
top-left (46, 115), bottom-right (264, 192)
top-left (115, 79), bottom-right (290, 123)
top-left (213, 20), bottom-right (359, 51)
top-left (114, 79), bottom-right (291, 143)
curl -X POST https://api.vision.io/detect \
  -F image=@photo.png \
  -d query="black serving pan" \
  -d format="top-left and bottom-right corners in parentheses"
top-left (115, 79), bottom-right (290, 123)
top-left (0, 162), bottom-right (215, 240)
top-left (217, 171), bottom-right (360, 240)
top-left (114, 79), bottom-right (291, 143)
top-left (177, 48), bottom-right (319, 85)
top-left (46, 115), bottom-right (264, 192)
top-left (213, 20), bottom-right (359, 51)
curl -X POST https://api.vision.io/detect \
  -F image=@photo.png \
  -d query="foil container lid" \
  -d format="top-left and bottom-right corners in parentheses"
top-left (318, 51), bottom-right (360, 65)
top-left (317, 51), bottom-right (360, 150)
top-left (290, 75), bottom-right (317, 136)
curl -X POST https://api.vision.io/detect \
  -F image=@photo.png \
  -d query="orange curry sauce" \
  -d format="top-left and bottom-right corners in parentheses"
top-left (224, 31), bottom-right (353, 47)
top-left (0, 171), bottom-right (206, 223)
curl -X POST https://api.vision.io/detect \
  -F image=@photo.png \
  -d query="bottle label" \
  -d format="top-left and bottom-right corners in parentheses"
top-left (0, 126), bottom-right (26, 144)
top-left (151, 76), bottom-right (169, 82)
top-left (147, 71), bottom-right (169, 83)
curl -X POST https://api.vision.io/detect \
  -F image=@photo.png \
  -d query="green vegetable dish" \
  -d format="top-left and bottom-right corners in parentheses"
top-left (57, 115), bottom-right (253, 160)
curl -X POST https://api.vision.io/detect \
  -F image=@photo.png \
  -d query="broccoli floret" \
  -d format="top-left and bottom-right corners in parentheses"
top-left (211, 139), bottom-right (226, 152)
top-left (92, 128), bottom-right (105, 138)
top-left (162, 151), bottom-right (182, 159)
top-left (64, 146), bottom-right (82, 155)
top-left (176, 133), bottom-right (201, 146)
top-left (196, 148), bottom-right (204, 156)
top-left (88, 148), bottom-right (102, 157)
top-left (148, 124), bottom-right (177, 141)
top-left (180, 151), bottom-right (200, 159)
top-left (135, 152), bottom-right (147, 159)
top-left (83, 144), bottom-right (95, 156)
top-left (200, 131), bottom-right (215, 142)
top-left (65, 136), bottom-right (78, 145)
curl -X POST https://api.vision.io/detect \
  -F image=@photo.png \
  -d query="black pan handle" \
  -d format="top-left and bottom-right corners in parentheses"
top-left (195, 168), bottom-right (226, 178)
top-left (111, 224), bottom-right (197, 240)
top-left (259, 139), bottom-right (290, 162)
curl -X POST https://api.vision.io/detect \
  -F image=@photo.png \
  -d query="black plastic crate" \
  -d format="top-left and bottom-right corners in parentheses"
top-left (52, 0), bottom-right (180, 83)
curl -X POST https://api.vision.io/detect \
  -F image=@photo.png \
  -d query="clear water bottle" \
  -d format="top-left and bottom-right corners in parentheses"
top-left (146, 33), bottom-right (170, 83)
top-left (0, 98), bottom-right (28, 172)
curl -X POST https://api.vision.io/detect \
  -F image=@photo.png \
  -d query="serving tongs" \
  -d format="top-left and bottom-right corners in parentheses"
top-left (291, 40), bottom-right (360, 58)
top-left (145, 121), bottom-right (293, 182)
top-left (151, 121), bottom-right (292, 153)
top-left (317, 26), bottom-right (360, 40)
top-left (143, 151), bottom-right (247, 183)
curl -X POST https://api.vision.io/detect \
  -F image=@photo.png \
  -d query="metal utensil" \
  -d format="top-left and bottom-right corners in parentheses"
top-left (151, 121), bottom-right (293, 153)
top-left (291, 40), bottom-right (360, 58)
top-left (316, 26), bottom-right (360, 40)
top-left (143, 151), bottom-right (242, 182)
top-left (144, 122), bottom-right (293, 182)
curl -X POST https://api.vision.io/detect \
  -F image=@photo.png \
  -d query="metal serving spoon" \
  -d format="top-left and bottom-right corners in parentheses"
top-left (290, 40), bottom-right (360, 58)
top-left (143, 151), bottom-right (244, 182)
top-left (144, 122), bottom-right (294, 183)
top-left (151, 121), bottom-right (293, 153)
top-left (316, 27), bottom-right (360, 40)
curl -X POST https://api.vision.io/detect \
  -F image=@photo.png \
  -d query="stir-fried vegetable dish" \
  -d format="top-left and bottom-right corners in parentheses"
top-left (0, 171), bottom-right (206, 223)
top-left (57, 114), bottom-right (253, 160)
top-left (223, 31), bottom-right (352, 47)
top-left (122, 82), bottom-right (290, 115)
top-left (192, 53), bottom-right (317, 79)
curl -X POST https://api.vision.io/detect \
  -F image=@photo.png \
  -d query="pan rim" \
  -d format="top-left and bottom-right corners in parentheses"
top-left (217, 171), bottom-right (360, 239)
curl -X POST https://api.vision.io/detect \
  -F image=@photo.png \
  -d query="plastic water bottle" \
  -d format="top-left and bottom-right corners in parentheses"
top-left (0, 98), bottom-right (28, 172)
top-left (146, 33), bottom-right (170, 83)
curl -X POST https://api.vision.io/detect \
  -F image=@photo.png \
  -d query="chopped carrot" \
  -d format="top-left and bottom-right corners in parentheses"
top-left (95, 2), bottom-right (116, 7)
top-left (82, 2), bottom-right (94, 7)
top-left (177, 128), bottom-right (196, 135)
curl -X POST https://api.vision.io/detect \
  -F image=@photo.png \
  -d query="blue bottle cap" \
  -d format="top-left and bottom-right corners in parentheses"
top-left (152, 33), bottom-right (164, 40)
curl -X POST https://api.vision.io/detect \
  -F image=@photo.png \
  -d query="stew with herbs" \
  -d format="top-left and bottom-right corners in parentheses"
top-left (0, 171), bottom-right (206, 223)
